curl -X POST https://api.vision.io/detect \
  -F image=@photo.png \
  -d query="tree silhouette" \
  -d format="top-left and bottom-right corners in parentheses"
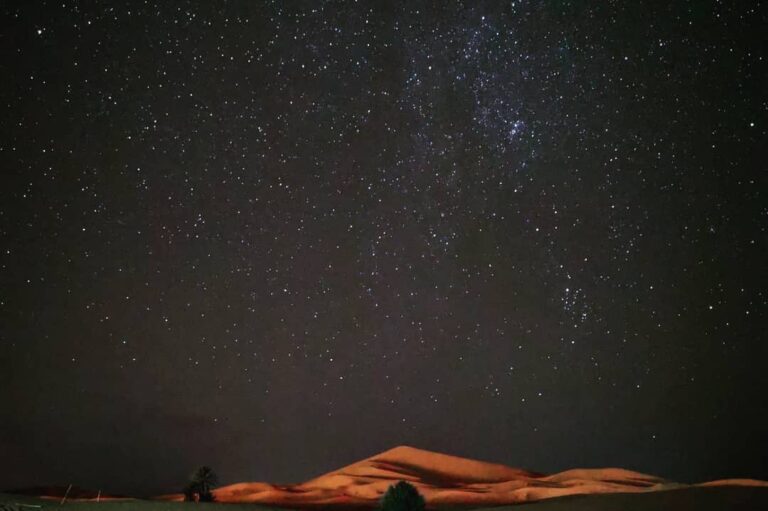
top-left (183, 483), bottom-right (196, 502)
top-left (186, 466), bottom-right (218, 502)
top-left (380, 481), bottom-right (426, 511)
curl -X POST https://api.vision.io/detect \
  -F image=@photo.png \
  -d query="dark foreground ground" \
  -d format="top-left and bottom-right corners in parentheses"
top-left (0, 495), bottom-right (286, 511)
top-left (475, 486), bottom-right (768, 510)
top-left (3, 487), bottom-right (768, 511)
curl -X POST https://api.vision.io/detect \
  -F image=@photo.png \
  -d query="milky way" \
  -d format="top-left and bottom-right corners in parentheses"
top-left (0, 0), bottom-right (765, 495)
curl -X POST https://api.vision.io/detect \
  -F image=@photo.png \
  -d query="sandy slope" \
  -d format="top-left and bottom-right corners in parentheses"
top-left (14, 446), bottom-right (767, 506)
top-left (150, 445), bottom-right (768, 506)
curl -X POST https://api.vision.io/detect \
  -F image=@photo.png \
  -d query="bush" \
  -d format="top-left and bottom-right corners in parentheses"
top-left (380, 481), bottom-right (426, 511)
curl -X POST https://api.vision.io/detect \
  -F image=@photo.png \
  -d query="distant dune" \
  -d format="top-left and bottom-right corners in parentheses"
top-left (151, 445), bottom-right (768, 507)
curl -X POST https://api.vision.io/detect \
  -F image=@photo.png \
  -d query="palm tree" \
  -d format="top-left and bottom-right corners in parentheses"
top-left (188, 466), bottom-right (218, 502)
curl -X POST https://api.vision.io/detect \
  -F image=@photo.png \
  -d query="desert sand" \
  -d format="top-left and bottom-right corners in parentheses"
top-left (150, 445), bottom-right (768, 507)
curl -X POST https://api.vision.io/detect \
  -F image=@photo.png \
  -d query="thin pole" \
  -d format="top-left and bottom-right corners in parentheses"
top-left (60, 483), bottom-right (72, 505)
top-left (96, 490), bottom-right (101, 502)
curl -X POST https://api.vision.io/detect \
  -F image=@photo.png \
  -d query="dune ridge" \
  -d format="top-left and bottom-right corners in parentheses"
top-left (152, 445), bottom-right (767, 506)
top-left (13, 446), bottom-right (767, 506)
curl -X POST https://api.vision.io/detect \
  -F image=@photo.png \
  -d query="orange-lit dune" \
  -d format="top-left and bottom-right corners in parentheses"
top-left (154, 445), bottom-right (768, 507)
top-left (699, 478), bottom-right (768, 488)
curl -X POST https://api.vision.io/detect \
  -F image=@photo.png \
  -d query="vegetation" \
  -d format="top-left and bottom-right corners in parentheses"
top-left (185, 466), bottom-right (218, 503)
top-left (380, 481), bottom-right (426, 511)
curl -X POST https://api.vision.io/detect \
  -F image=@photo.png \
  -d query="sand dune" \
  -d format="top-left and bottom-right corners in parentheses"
top-left (153, 445), bottom-right (768, 506)
top-left (13, 446), bottom-right (766, 506)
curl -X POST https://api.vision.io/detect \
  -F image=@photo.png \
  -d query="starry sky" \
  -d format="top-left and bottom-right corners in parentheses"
top-left (1, 0), bottom-right (766, 497)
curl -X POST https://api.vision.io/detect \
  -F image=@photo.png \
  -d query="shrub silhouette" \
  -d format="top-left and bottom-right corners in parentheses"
top-left (183, 483), bottom-right (196, 502)
top-left (380, 481), bottom-right (426, 511)
top-left (186, 466), bottom-right (218, 502)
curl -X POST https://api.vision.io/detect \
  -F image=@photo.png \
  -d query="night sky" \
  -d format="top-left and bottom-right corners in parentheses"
top-left (1, 0), bottom-right (766, 497)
